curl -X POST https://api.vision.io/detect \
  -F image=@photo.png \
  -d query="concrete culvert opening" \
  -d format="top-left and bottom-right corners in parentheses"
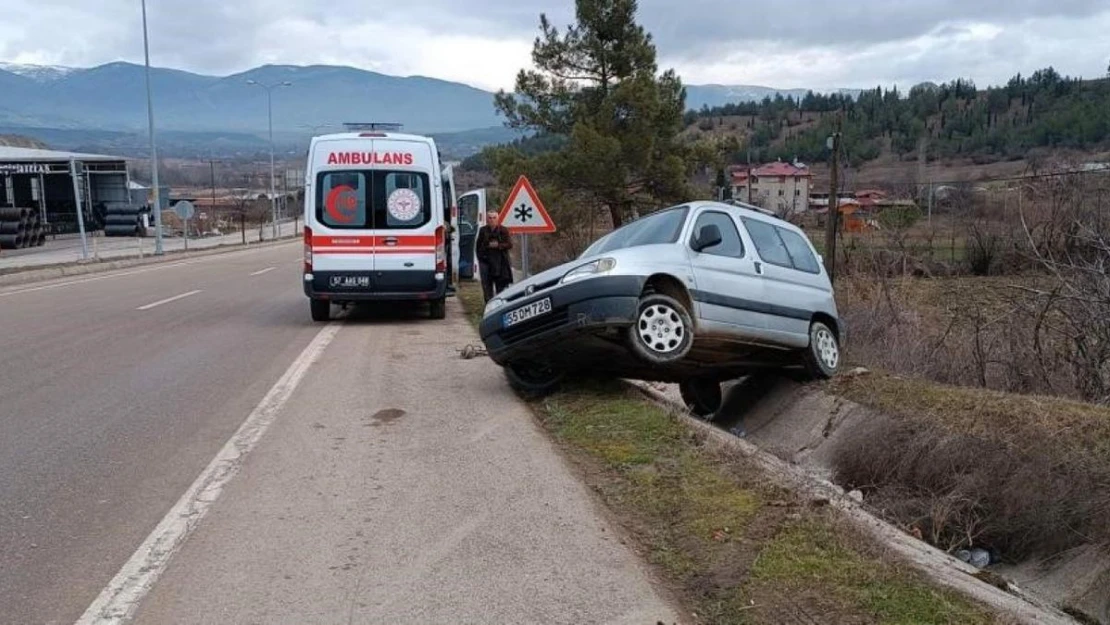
top-left (658, 373), bottom-right (1110, 624)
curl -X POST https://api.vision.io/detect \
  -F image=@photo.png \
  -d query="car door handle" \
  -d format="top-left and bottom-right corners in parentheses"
top-left (383, 237), bottom-right (398, 246)
top-left (754, 261), bottom-right (763, 275)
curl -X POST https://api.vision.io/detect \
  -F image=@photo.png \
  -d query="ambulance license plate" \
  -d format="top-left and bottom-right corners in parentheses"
top-left (330, 275), bottom-right (370, 288)
top-left (503, 297), bottom-right (552, 328)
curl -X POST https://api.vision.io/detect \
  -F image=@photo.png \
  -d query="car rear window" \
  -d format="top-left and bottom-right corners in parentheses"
top-left (583, 205), bottom-right (689, 256)
top-left (317, 170), bottom-right (431, 230)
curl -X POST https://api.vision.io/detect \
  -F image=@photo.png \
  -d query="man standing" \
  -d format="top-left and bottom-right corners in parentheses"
top-left (476, 210), bottom-right (514, 302)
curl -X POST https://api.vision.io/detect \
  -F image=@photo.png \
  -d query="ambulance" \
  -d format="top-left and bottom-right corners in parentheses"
top-left (302, 126), bottom-right (457, 321)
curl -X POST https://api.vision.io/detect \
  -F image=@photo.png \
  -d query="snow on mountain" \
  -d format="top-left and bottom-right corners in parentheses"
top-left (0, 62), bottom-right (78, 82)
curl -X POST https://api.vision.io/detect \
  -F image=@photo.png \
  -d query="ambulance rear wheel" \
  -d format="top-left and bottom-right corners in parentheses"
top-left (429, 297), bottom-right (446, 320)
top-left (310, 298), bottom-right (330, 322)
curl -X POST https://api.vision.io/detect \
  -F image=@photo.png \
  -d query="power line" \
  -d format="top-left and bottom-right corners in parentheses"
top-left (872, 165), bottom-right (1110, 189)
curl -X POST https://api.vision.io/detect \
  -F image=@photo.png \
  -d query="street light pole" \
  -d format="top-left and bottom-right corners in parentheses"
top-left (247, 80), bottom-right (291, 240)
top-left (141, 0), bottom-right (164, 255)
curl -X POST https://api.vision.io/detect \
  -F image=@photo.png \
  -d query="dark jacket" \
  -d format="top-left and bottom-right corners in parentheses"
top-left (476, 225), bottom-right (513, 283)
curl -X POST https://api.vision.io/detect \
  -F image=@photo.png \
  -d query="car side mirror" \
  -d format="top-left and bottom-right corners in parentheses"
top-left (693, 224), bottom-right (722, 252)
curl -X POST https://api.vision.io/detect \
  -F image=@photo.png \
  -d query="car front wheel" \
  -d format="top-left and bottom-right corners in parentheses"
top-left (803, 320), bottom-right (840, 379)
top-left (504, 360), bottom-right (565, 399)
top-left (626, 293), bottom-right (694, 365)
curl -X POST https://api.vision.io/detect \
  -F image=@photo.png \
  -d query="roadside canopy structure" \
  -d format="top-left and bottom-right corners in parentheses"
top-left (0, 147), bottom-right (145, 240)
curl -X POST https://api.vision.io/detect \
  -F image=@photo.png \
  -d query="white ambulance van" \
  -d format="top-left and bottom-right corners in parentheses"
top-left (302, 129), bottom-right (452, 321)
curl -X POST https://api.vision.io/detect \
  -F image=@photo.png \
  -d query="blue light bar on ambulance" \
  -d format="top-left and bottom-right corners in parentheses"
top-left (343, 122), bottom-right (404, 132)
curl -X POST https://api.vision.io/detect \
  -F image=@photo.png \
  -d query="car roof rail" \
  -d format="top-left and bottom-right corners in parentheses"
top-left (721, 199), bottom-right (784, 220)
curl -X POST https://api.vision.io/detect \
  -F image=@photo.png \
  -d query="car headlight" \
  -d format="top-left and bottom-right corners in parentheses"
top-left (561, 257), bottom-right (617, 284)
top-left (484, 297), bottom-right (505, 314)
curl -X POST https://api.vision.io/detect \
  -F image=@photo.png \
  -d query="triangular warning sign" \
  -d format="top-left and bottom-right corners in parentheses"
top-left (496, 175), bottom-right (556, 233)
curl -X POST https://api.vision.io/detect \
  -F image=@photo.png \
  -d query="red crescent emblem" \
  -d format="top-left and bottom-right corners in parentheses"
top-left (325, 185), bottom-right (358, 223)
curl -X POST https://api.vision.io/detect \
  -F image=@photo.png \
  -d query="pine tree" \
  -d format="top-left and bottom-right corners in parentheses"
top-left (493, 0), bottom-right (689, 227)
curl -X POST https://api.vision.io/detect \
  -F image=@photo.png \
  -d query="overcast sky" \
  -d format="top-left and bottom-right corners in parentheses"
top-left (2, 0), bottom-right (1109, 92)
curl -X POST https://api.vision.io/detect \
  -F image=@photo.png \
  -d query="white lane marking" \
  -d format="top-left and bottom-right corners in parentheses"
top-left (249, 266), bottom-right (276, 276)
top-left (135, 290), bottom-right (202, 311)
top-left (0, 240), bottom-right (299, 299)
top-left (74, 322), bottom-right (342, 625)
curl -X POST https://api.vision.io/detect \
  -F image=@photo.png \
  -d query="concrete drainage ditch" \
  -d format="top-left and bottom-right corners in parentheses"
top-left (630, 374), bottom-right (1107, 625)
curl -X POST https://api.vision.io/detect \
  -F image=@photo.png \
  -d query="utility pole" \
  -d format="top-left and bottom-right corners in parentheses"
top-left (141, 0), bottom-right (164, 255)
top-left (824, 114), bottom-right (842, 283)
top-left (209, 158), bottom-right (217, 232)
top-left (746, 143), bottom-right (753, 204)
top-left (247, 79), bottom-right (291, 240)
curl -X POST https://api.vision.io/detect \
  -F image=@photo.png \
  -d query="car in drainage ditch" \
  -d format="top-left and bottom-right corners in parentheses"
top-left (477, 199), bottom-right (844, 416)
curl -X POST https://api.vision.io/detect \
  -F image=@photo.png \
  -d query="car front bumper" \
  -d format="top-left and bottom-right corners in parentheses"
top-left (479, 275), bottom-right (644, 365)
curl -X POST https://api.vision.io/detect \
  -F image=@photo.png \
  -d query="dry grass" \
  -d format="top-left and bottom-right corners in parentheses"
top-left (828, 373), bottom-right (1110, 562)
top-left (833, 273), bottom-right (1102, 399)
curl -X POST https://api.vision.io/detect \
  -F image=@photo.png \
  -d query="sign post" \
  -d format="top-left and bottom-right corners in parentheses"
top-left (496, 175), bottom-right (556, 278)
top-left (174, 200), bottom-right (196, 251)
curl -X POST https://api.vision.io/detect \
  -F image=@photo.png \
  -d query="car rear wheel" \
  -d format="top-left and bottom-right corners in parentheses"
top-left (310, 298), bottom-right (330, 322)
top-left (504, 360), bottom-right (564, 399)
top-left (679, 377), bottom-right (722, 418)
top-left (429, 297), bottom-right (446, 319)
top-left (803, 320), bottom-right (840, 379)
top-left (627, 293), bottom-right (694, 365)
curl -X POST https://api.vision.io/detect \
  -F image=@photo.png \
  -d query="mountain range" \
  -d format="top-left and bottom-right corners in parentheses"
top-left (0, 61), bottom-right (861, 157)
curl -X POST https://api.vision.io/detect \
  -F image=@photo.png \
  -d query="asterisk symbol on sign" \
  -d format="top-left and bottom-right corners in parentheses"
top-left (514, 203), bottom-right (533, 221)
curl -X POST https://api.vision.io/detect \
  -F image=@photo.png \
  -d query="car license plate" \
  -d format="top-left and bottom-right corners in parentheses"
top-left (330, 275), bottom-right (370, 288)
top-left (503, 297), bottom-right (552, 328)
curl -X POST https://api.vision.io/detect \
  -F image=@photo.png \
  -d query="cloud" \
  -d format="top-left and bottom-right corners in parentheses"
top-left (666, 10), bottom-right (1110, 91)
top-left (0, 0), bottom-right (1108, 93)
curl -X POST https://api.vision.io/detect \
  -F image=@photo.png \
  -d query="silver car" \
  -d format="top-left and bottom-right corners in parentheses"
top-left (478, 200), bottom-right (843, 415)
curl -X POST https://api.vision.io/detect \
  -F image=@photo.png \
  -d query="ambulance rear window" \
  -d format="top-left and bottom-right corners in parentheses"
top-left (376, 172), bottom-right (431, 229)
top-left (316, 170), bottom-right (431, 229)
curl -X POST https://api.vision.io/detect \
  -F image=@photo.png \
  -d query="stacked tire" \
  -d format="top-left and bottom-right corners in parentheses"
top-left (0, 207), bottom-right (46, 250)
top-left (102, 203), bottom-right (147, 238)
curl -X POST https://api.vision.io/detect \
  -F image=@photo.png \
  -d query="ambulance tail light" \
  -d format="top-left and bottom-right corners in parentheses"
top-left (303, 225), bottom-right (313, 272)
top-left (435, 225), bottom-right (446, 272)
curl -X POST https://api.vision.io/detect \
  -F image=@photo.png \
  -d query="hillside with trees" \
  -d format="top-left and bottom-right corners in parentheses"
top-left (685, 67), bottom-right (1110, 169)
top-left (464, 66), bottom-right (1110, 177)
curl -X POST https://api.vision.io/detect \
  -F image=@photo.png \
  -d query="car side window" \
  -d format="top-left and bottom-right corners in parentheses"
top-left (775, 227), bottom-right (821, 274)
top-left (690, 211), bottom-right (744, 258)
top-left (741, 217), bottom-right (793, 267)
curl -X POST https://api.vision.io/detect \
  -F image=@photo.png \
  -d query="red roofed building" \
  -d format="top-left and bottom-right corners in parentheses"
top-left (729, 159), bottom-right (813, 215)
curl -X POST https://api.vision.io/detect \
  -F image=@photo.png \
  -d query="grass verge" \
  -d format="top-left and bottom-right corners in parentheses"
top-left (456, 281), bottom-right (996, 624)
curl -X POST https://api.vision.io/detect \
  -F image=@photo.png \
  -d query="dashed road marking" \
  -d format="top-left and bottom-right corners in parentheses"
top-left (136, 290), bottom-right (202, 311)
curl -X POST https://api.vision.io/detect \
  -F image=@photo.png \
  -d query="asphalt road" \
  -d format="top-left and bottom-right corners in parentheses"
top-left (0, 242), bottom-right (680, 624)
top-left (0, 242), bottom-right (320, 624)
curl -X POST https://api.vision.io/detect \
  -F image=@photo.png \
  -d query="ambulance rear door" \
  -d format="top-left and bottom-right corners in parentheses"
top-left (367, 137), bottom-right (442, 294)
top-left (310, 143), bottom-right (377, 284)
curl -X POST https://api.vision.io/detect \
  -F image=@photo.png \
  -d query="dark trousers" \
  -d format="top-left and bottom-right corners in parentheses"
top-left (479, 261), bottom-right (510, 302)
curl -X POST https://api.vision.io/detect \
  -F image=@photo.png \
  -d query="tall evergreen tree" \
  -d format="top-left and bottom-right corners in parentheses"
top-left (493, 0), bottom-right (689, 227)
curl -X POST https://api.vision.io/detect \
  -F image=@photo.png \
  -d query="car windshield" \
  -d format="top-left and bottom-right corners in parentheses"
top-left (580, 205), bottom-right (689, 258)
